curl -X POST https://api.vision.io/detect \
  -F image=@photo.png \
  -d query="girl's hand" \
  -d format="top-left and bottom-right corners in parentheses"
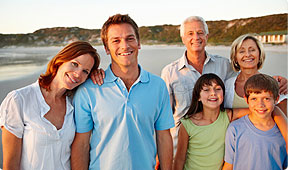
top-left (90, 68), bottom-right (105, 85)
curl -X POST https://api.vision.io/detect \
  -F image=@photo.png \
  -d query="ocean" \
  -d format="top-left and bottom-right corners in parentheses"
top-left (0, 45), bottom-right (287, 82)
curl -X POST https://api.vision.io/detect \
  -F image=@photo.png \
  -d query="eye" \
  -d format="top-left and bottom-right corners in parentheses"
top-left (112, 39), bottom-right (120, 43)
top-left (264, 98), bottom-right (271, 101)
top-left (127, 37), bottom-right (136, 41)
top-left (83, 70), bottom-right (89, 75)
top-left (72, 62), bottom-right (78, 67)
top-left (216, 88), bottom-right (222, 91)
top-left (250, 97), bottom-right (256, 101)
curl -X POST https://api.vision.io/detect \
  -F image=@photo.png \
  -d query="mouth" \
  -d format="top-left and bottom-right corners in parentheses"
top-left (242, 58), bottom-right (255, 62)
top-left (118, 51), bottom-right (133, 56)
top-left (255, 109), bottom-right (267, 114)
top-left (66, 73), bottom-right (79, 83)
top-left (208, 98), bottom-right (218, 102)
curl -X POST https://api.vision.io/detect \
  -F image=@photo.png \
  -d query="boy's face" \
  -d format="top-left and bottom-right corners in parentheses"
top-left (245, 91), bottom-right (278, 120)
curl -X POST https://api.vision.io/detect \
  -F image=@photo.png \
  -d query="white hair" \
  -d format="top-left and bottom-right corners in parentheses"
top-left (180, 16), bottom-right (209, 37)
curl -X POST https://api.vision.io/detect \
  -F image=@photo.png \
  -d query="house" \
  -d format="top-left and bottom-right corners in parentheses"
top-left (255, 31), bottom-right (288, 44)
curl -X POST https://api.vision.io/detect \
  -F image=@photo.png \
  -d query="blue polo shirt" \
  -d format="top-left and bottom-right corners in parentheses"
top-left (73, 65), bottom-right (174, 170)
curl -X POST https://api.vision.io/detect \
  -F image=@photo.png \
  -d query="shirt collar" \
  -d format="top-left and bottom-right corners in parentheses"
top-left (177, 50), bottom-right (215, 71)
top-left (105, 64), bottom-right (149, 84)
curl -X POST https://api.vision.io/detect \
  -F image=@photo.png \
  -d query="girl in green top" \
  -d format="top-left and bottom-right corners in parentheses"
top-left (173, 73), bottom-right (246, 170)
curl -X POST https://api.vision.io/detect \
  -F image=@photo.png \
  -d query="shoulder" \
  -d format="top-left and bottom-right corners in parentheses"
top-left (161, 58), bottom-right (182, 75)
top-left (228, 116), bottom-right (246, 129)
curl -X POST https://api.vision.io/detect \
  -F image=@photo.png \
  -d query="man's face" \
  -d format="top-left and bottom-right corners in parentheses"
top-left (105, 23), bottom-right (141, 69)
top-left (181, 21), bottom-right (208, 53)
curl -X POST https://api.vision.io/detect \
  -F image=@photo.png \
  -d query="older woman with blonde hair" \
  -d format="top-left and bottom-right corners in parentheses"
top-left (0, 41), bottom-right (100, 170)
top-left (224, 34), bottom-right (287, 114)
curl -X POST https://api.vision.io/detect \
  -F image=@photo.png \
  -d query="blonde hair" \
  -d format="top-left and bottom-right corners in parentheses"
top-left (230, 34), bottom-right (265, 72)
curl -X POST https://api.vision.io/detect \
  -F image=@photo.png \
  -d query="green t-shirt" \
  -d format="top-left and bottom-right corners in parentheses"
top-left (181, 110), bottom-right (230, 170)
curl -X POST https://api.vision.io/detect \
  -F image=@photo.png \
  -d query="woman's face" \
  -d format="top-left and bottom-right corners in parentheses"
top-left (236, 38), bottom-right (260, 70)
top-left (54, 53), bottom-right (94, 90)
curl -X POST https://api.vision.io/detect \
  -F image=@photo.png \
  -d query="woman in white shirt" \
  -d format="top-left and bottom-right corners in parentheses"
top-left (0, 41), bottom-right (100, 170)
top-left (224, 34), bottom-right (287, 114)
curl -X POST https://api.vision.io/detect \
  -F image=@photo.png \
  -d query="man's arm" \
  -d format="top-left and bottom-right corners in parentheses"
top-left (2, 127), bottom-right (22, 170)
top-left (71, 131), bottom-right (92, 170)
top-left (156, 129), bottom-right (173, 170)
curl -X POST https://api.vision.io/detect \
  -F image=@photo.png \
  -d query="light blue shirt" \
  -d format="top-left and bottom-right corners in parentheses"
top-left (73, 65), bottom-right (174, 170)
top-left (225, 115), bottom-right (287, 170)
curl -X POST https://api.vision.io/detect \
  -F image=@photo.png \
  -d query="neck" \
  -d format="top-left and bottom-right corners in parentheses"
top-left (238, 68), bottom-right (260, 81)
top-left (111, 63), bottom-right (140, 91)
top-left (248, 114), bottom-right (275, 131)
top-left (186, 50), bottom-right (206, 74)
top-left (202, 107), bottom-right (221, 120)
top-left (42, 80), bottom-right (67, 101)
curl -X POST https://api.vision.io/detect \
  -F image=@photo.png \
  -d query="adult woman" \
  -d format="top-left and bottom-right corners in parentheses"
top-left (224, 34), bottom-right (287, 114)
top-left (0, 41), bottom-right (100, 170)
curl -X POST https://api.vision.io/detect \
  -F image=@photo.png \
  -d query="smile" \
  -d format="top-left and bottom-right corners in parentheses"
top-left (118, 51), bottom-right (133, 56)
top-left (67, 74), bottom-right (78, 83)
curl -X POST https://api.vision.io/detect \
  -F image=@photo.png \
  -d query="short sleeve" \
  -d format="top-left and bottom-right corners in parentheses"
top-left (73, 85), bottom-right (94, 133)
top-left (155, 82), bottom-right (174, 131)
top-left (224, 124), bottom-right (236, 164)
top-left (0, 91), bottom-right (24, 138)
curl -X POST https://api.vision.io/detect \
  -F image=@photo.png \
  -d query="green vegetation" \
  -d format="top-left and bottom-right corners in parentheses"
top-left (0, 13), bottom-right (287, 48)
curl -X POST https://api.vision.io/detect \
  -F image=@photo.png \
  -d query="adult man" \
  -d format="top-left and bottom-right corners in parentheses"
top-left (71, 14), bottom-right (174, 170)
top-left (161, 16), bottom-right (236, 155)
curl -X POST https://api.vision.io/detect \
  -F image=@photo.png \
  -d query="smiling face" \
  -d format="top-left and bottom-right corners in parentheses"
top-left (199, 81), bottom-right (224, 110)
top-left (245, 91), bottom-right (277, 120)
top-left (54, 53), bottom-right (94, 90)
top-left (181, 21), bottom-right (208, 54)
top-left (105, 23), bottom-right (141, 69)
top-left (236, 38), bottom-right (260, 70)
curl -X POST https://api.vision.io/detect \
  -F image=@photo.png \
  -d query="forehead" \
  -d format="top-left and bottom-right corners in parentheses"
top-left (241, 38), bottom-right (257, 47)
top-left (183, 21), bottom-right (205, 32)
top-left (107, 23), bottom-right (136, 39)
top-left (248, 90), bottom-right (273, 97)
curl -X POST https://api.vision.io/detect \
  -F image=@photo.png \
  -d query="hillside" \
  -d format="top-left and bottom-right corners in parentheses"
top-left (0, 13), bottom-right (287, 47)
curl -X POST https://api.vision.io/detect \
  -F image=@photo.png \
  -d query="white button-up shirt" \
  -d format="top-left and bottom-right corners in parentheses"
top-left (161, 51), bottom-right (236, 154)
top-left (0, 81), bottom-right (75, 170)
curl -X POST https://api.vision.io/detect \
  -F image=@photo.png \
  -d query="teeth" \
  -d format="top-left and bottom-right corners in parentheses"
top-left (67, 74), bottom-right (78, 83)
top-left (119, 52), bottom-right (132, 56)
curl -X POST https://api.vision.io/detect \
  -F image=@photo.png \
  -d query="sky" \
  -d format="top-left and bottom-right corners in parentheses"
top-left (0, 0), bottom-right (287, 34)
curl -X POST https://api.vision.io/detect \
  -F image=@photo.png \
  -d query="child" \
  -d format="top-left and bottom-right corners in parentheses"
top-left (223, 74), bottom-right (287, 170)
top-left (173, 73), bottom-right (248, 170)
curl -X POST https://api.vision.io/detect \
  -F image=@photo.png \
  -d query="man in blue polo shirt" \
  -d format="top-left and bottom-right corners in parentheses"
top-left (71, 14), bottom-right (174, 170)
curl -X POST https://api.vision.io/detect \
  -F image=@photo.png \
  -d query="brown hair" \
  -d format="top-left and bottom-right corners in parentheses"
top-left (244, 74), bottom-right (279, 100)
top-left (101, 14), bottom-right (140, 49)
top-left (183, 73), bottom-right (225, 122)
top-left (39, 41), bottom-right (100, 91)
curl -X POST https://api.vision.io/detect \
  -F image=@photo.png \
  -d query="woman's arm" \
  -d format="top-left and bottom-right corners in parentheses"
top-left (272, 106), bottom-right (288, 153)
top-left (2, 127), bottom-right (22, 170)
top-left (173, 124), bottom-right (189, 170)
top-left (276, 99), bottom-right (287, 116)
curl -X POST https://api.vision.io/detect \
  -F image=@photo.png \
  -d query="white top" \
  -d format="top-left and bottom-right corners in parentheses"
top-left (0, 81), bottom-right (75, 170)
top-left (224, 74), bottom-right (288, 108)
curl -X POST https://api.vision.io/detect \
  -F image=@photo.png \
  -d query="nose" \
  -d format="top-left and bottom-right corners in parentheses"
top-left (73, 69), bottom-right (82, 78)
top-left (120, 39), bottom-right (129, 49)
top-left (257, 99), bottom-right (265, 107)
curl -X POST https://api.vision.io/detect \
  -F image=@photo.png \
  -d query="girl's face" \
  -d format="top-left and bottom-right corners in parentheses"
top-left (199, 81), bottom-right (224, 109)
top-left (236, 38), bottom-right (260, 70)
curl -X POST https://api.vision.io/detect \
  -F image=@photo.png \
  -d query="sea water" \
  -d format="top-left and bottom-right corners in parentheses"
top-left (0, 45), bottom-right (287, 81)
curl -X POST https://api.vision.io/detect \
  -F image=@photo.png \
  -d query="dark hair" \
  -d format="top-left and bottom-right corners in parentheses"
top-left (244, 74), bottom-right (279, 100)
top-left (101, 14), bottom-right (140, 49)
top-left (39, 41), bottom-right (100, 91)
top-left (183, 73), bottom-right (225, 120)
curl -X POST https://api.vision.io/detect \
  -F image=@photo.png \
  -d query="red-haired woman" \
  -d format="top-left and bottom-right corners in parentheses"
top-left (0, 41), bottom-right (100, 170)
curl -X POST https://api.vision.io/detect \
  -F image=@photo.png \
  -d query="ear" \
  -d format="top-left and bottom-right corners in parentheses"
top-left (138, 42), bottom-right (141, 50)
top-left (244, 96), bottom-right (249, 104)
top-left (105, 46), bottom-right (110, 55)
top-left (275, 95), bottom-right (280, 104)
